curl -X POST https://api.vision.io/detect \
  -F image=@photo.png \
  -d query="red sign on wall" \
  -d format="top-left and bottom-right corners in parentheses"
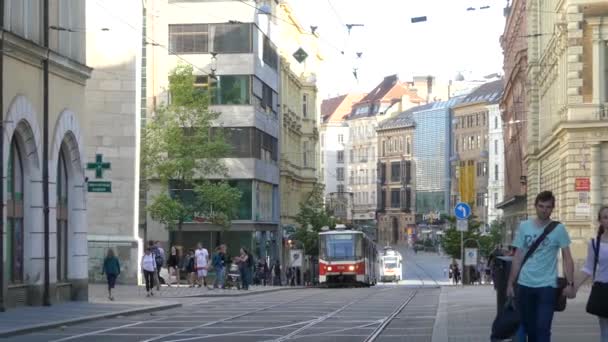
top-left (575, 178), bottom-right (590, 191)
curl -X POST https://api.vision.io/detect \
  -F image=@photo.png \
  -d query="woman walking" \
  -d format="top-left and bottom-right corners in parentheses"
top-left (167, 246), bottom-right (182, 286)
top-left (141, 248), bottom-right (157, 297)
top-left (102, 248), bottom-right (120, 300)
top-left (575, 206), bottom-right (608, 341)
top-left (235, 248), bottom-right (252, 290)
top-left (184, 249), bottom-right (196, 287)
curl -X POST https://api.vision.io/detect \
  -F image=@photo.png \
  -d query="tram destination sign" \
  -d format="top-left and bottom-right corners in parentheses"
top-left (88, 181), bottom-right (112, 193)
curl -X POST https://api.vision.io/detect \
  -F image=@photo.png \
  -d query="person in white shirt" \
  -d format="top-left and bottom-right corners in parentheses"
top-left (141, 248), bottom-right (157, 297)
top-left (195, 243), bottom-right (209, 288)
top-left (575, 206), bottom-right (608, 341)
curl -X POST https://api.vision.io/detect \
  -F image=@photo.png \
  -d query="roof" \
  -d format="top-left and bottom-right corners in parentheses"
top-left (461, 79), bottom-right (504, 105)
top-left (378, 96), bottom-right (466, 130)
top-left (321, 93), bottom-right (367, 123)
top-left (358, 74), bottom-right (400, 104)
top-left (348, 75), bottom-right (414, 120)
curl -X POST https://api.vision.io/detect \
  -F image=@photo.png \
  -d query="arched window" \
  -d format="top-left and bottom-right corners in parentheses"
top-left (7, 136), bottom-right (24, 284)
top-left (57, 144), bottom-right (69, 282)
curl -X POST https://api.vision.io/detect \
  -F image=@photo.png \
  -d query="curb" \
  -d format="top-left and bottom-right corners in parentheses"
top-left (0, 302), bottom-right (182, 338)
top-left (163, 286), bottom-right (307, 298)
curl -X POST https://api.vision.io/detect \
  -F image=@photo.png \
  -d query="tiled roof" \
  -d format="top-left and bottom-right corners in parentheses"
top-left (321, 95), bottom-right (346, 121)
top-left (462, 79), bottom-right (504, 105)
top-left (358, 74), bottom-right (399, 104)
top-left (378, 96), bottom-right (467, 130)
top-left (322, 93), bottom-right (367, 123)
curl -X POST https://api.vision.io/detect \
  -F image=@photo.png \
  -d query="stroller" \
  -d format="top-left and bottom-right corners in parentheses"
top-left (224, 263), bottom-right (241, 290)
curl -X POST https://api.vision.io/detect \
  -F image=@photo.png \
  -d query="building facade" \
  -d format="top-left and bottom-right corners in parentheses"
top-left (84, 0), bottom-right (142, 286)
top-left (526, 1), bottom-right (608, 263)
top-left (376, 115), bottom-right (415, 246)
top-left (276, 2), bottom-right (320, 229)
top-left (143, 0), bottom-right (281, 260)
top-left (346, 75), bottom-right (423, 230)
top-left (320, 94), bottom-right (364, 222)
top-left (450, 81), bottom-right (503, 225)
top-left (498, 0), bottom-right (528, 243)
top-left (1, 1), bottom-right (91, 308)
top-left (487, 102), bottom-right (504, 225)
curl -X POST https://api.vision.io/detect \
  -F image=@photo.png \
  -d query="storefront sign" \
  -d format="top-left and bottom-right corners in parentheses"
top-left (575, 178), bottom-right (590, 191)
top-left (87, 181), bottom-right (111, 193)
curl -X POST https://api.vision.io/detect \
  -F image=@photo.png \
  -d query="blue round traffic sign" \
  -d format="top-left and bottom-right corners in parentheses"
top-left (454, 202), bottom-right (472, 219)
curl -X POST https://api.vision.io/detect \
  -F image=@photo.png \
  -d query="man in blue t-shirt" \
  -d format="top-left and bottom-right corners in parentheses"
top-left (507, 191), bottom-right (575, 342)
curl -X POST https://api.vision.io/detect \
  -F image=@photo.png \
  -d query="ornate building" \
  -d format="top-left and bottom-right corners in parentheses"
top-left (498, 0), bottom-right (528, 242)
top-left (276, 2), bottom-right (321, 229)
top-left (376, 113), bottom-right (416, 246)
top-left (526, 0), bottom-right (608, 263)
top-left (1, 1), bottom-right (91, 308)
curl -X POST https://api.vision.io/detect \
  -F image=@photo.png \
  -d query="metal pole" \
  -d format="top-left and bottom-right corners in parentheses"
top-left (42, 0), bottom-right (50, 306)
top-left (460, 231), bottom-right (464, 286)
top-left (0, 0), bottom-right (5, 313)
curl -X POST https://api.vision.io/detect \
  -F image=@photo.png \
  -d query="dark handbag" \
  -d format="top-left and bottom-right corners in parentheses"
top-left (586, 236), bottom-right (608, 318)
top-left (518, 221), bottom-right (567, 312)
top-left (491, 298), bottom-right (521, 340)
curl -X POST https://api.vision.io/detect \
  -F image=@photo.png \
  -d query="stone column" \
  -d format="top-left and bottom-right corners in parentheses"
top-left (590, 143), bottom-right (602, 223)
top-left (588, 18), bottom-right (607, 105)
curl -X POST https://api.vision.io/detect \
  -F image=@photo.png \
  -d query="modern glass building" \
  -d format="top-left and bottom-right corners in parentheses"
top-left (411, 96), bottom-right (465, 215)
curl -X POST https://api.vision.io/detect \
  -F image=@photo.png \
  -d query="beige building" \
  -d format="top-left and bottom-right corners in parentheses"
top-left (275, 3), bottom-right (320, 227)
top-left (450, 81), bottom-right (503, 225)
top-left (84, 0), bottom-right (142, 285)
top-left (1, 1), bottom-right (91, 308)
top-left (376, 114), bottom-right (416, 246)
top-left (346, 75), bottom-right (423, 231)
top-left (526, 1), bottom-right (608, 263)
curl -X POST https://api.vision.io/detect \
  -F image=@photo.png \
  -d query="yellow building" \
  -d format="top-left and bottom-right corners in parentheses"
top-left (275, 3), bottom-right (322, 227)
top-left (526, 1), bottom-right (608, 264)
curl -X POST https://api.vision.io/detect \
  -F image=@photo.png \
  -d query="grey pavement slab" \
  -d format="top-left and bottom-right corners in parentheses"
top-left (432, 284), bottom-right (601, 342)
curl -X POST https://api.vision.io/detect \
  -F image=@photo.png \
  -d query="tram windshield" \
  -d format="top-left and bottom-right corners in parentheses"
top-left (320, 234), bottom-right (362, 261)
top-left (383, 257), bottom-right (397, 269)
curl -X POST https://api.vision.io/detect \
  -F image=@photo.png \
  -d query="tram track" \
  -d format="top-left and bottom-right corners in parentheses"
top-left (363, 289), bottom-right (418, 342)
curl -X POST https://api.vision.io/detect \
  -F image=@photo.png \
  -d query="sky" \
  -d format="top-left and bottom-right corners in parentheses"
top-left (288, 0), bottom-right (508, 98)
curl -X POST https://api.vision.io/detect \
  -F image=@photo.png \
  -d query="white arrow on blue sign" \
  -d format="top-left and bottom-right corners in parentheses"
top-left (454, 202), bottom-right (472, 219)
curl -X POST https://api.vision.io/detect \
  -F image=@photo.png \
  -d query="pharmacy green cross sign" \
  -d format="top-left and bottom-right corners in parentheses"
top-left (86, 154), bottom-right (111, 179)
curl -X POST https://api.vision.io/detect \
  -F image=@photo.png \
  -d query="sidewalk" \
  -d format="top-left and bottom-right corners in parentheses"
top-left (432, 285), bottom-right (600, 342)
top-left (0, 283), bottom-right (295, 338)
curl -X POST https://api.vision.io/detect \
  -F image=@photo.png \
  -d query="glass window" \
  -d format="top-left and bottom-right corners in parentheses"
top-left (302, 94), bottom-right (308, 117)
top-left (262, 35), bottom-right (278, 69)
top-left (494, 139), bottom-right (498, 154)
top-left (336, 167), bottom-right (344, 181)
top-left (213, 75), bottom-right (250, 105)
top-left (7, 136), bottom-right (24, 284)
top-left (303, 141), bottom-right (308, 167)
top-left (391, 162), bottom-right (400, 182)
top-left (320, 233), bottom-right (362, 261)
top-left (57, 145), bottom-right (69, 282)
top-left (168, 24), bottom-right (209, 54)
top-left (495, 164), bottom-right (499, 181)
top-left (337, 151), bottom-right (344, 164)
top-left (338, 134), bottom-right (344, 143)
top-left (390, 189), bottom-right (400, 208)
top-left (213, 23), bottom-right (251, 53)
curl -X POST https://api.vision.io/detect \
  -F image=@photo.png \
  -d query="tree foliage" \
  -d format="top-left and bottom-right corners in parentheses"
top-left (440, 215), bottom-right (503, 261)
top-left (292, 183), bottom-right (337, 256)
top-left (142, 65), bottom-right (241, 242)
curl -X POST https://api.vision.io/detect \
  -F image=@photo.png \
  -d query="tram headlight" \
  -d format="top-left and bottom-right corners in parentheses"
top-left (348, 265), bottom-right (355, 271)
top-left (327, 266), bottom-right (333, 271)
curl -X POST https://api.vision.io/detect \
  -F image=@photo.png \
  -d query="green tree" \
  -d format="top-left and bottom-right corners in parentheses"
top-left (142, 65), bottom-right (241, 245)
top-left (293, 183), bottom-right (337, 256)
top-left (440, 215), bottom-right (502, 261)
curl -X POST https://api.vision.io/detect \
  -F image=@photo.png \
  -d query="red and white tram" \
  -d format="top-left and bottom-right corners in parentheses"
top-left (318, 227), bottom-right (379, 286)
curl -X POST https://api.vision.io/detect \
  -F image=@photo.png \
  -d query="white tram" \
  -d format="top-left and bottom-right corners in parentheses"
top-left (379, 248), bottom-right (403, 283)
top-left (318, 226), bottom-right (379, 286)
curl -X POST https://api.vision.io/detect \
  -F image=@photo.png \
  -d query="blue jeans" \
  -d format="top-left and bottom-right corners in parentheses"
top-left (214, 267), bottom-right (225, 288)
top-left (517, 285), bottom-right (556, 342)
top-left (240, 267), bottom-right (251, 289)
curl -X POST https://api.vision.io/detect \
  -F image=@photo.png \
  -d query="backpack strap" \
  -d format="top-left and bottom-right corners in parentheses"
top-left (518, 221), bottom-right (561, 280)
